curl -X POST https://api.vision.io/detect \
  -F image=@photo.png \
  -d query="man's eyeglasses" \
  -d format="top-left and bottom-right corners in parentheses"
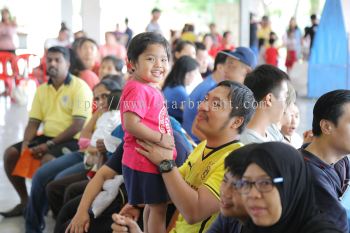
top-left (94, 93), bottom-right (110, 102)
top-left (236, 177), bottom-right (283, 194)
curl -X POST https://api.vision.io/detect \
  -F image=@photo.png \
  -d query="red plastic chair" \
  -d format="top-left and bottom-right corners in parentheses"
top-left (0, 51), bottom-right (17, 96)
top-left (16, 53), bottom-right (44, 85)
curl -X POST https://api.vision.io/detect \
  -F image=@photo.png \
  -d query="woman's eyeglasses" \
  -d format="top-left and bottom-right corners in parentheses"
top-left (236, 177), bottom-right (283, 194)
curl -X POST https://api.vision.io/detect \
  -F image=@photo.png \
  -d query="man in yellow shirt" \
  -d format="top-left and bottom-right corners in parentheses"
top-left (1, 46), bottom-right (92, 217)
top-left (112, 80), bottom-right (255, 233)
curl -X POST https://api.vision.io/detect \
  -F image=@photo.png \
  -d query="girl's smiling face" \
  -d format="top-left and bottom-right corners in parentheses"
top-left (131, 43), bottom-right (169, 85)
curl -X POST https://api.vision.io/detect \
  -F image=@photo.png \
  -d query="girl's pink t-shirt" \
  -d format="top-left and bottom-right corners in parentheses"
top-left (120, 79), bottom-right (176, 174)
top-left (79, 70), bottom-right (100, 90)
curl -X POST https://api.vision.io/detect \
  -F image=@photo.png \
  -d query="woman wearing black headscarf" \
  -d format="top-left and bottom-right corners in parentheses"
top-left (233, 142), bottom-right (342, 233)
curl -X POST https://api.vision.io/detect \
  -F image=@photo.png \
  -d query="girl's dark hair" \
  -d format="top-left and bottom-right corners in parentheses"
top-left (69, 37), bottom-right (98, 75)
top-left (77, 37), bottom-right (98, 49)
top-left (107, 90), bottom-right (122, 110)
top-left (101, 74), bottom-right (125, 89)
top-left (94, 78), bottom-right (123, 110)
top-left (102, 55), bottom-right (124, 72)
top-left (173, 40), bottom-right (195, 61)
top-left (162, 56), bottom-right (198, 89)
top-left (127, 32), bottom-right (170, 63)
top-left (69, 48), bottom-right (84, 75)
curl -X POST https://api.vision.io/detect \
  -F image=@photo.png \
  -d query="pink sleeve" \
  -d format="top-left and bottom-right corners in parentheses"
top-left (79, 70), bottom-right (100, 89)
top-left (78, 137), bottom-right (91, 150)
top-left (121, 82), bottom-right (151, 119)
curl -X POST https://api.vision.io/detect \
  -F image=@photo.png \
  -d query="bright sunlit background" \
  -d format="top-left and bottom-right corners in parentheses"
top-left (1, 0), bottom-right (326, 58)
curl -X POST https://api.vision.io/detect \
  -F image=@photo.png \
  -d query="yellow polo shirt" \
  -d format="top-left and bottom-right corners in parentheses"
top-left (29, 75), bottom-right (93, 139)
top-left (171, 140), bottom-right (243, 233)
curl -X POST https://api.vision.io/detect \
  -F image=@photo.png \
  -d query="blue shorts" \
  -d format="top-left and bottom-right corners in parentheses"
top-left (122, 165), bottom-right (169, 205)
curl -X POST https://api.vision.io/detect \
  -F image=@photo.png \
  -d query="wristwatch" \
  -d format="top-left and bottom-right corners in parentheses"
top-left (46, 140), bottom-right (56, 150)
top-left (158, 159), bottom-right (176, 173)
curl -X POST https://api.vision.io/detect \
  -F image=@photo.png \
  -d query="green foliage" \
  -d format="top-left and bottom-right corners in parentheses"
top-left (310, 0), bottom-right (320, 14)
top-left (179, 0), bottom-right (239, 12)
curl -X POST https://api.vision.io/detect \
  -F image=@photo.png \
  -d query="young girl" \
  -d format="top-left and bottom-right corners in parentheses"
top-left (120, 32), bottom-right (176, 233)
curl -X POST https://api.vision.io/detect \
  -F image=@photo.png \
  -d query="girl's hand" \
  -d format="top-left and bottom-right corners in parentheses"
top-left (111, 214), bottom-right (142, 233)
top-left (65, 211), bottom-right (90, 233)
top-left (119, 203), bottom-right (141, 221)
top-left (86, 146), bottom-right (98, 155)
top-left (158, 133), bottom-right (175, 150)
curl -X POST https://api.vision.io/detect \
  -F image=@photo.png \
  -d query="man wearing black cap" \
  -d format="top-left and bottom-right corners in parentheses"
top-left (1, 46), bottom-right (92, 221)
top-left (183, 47), bottom-right (256, 143)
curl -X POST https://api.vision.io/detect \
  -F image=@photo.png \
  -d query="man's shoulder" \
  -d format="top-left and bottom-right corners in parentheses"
top-left (70, 75), bottom-right (89, 86)
top-left (300, 148), bottom-right (327, 170)
top-left (36, 82), bottom-right (49, 92)
top-left (240, 129), bottom-right (265, 144)
top-left (300, 148), bottom-right (340, 188)
top-left (70, 75), bottom-right (93, 92)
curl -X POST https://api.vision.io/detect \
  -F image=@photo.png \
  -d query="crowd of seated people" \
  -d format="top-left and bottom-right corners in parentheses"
top-left (0, 9), bottom-right (349, 233)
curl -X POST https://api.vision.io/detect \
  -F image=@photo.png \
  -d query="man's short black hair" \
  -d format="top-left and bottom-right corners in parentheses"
top-left (217, 80), bottom-right (256, 133)
top-left (312, 90), bottom-right (350, 136)
top-left (262, 15), bottom-right (269, 21)
top-left (127, 32), bottom-right (170, 64)
top-left (48, 46), bottom-right (70, 61)
top-left (152, 8), bottom-right (161, 14)
top-left (213, 49), bottom-right (229, 71)
top-left (244, 64), bottom-right (289, 102)
top-left (194, 42), bottom-right (206, 52)
top-left (311, 14), bottom-right (317, 20)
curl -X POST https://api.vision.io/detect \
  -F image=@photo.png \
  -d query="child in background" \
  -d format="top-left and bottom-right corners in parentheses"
top-left (119, 32), bottom-right (176, 233)
top-left (99, 55), bottom-right (125, 80)
top-left (281, 103), bottom-right (303, 148)
top-left (284, 30), bottom-right (298, 72)
top-left (265, 38), bottom-right (279, 66)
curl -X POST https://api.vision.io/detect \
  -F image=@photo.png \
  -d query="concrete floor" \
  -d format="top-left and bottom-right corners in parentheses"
top-left (0, 86), bottom-right (316, 233)
top-left (0, 97), bottom-right (55, 233)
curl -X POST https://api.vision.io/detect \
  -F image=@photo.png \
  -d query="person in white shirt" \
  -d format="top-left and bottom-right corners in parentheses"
top-left (240, 64), bottom-right (289, 144)
top-left (145, 8), bottom-right (162, 34)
